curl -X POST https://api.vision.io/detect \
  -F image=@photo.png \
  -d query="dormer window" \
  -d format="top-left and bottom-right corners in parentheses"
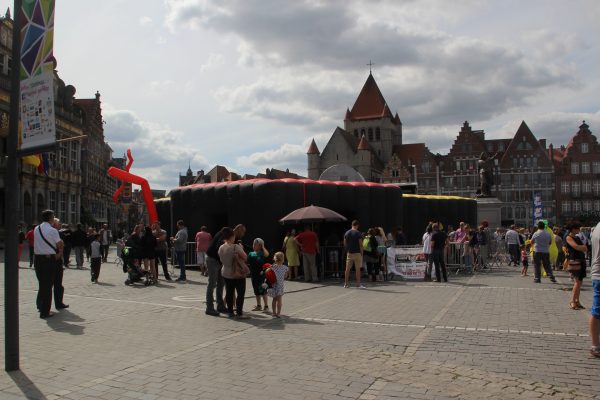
top-left (582, 142), bottom-right (589, 153)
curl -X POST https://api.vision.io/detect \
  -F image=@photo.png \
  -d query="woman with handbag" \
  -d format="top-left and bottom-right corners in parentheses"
top-left (565, 221), bottom-right (588, 310)
top-left (218, 227), bottom-right (250, 319)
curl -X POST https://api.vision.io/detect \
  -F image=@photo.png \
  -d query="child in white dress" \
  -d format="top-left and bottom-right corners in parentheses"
top-left (268, 252), bottom-right (289, 318)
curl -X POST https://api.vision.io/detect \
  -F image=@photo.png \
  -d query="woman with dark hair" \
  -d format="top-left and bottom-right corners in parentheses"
top-left (565, 221), bottom-right (588, 310)
top-left (218, 227), bottom-right (249, 318)
top-left (364, 228), bottom-right (380, 282)
top-left (141, 225), bottom-right (158, 284)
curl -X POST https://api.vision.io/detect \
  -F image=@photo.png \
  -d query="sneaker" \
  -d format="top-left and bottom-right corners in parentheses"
top-left (533, 279), bottom-right (541, 283)
top-left (251, 305), bottom-right (262, 311)
top-left (343, 284), bottom-right (349, 288)
top-left (550, 277), bottom-right (557, 283)
top-left (357, 284), bottom-right (367, 289)
top-left (263, 306), bottom-right (269, 312)
top-left (591, 346), bottom-right (600, 358)
top-left (176, 277), bottom-right (186, 282)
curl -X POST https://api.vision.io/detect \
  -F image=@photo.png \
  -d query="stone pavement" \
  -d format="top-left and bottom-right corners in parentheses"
top-left (1, 250), bottom-right (599, 399)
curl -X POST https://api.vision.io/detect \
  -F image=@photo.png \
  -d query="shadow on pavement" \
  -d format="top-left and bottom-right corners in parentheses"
top-left (95, 282), bottom-right (115, 287)
top-left (46, 310), bottom-right (85, 335)
top-left (230, 314), bottom-right (325, 331)
top-left (8, 370), bottom-right (47, 400)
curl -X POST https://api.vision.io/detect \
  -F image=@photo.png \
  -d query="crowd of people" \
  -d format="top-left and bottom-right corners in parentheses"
top-left (25, 208), bottom-right (600, 358)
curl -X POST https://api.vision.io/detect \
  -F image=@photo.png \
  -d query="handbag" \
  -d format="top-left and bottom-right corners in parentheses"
top-left (231, 244), bottom-right (250, 279)
top-left (566, 259), bottom-right (581, 272)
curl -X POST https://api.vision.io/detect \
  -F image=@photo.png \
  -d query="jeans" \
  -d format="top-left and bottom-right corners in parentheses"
top-left (431, 248), bottom-right (447, 282)
top-left (91, 257), bottom-right (101, 281)
top-left (533, 252), bottom-right (554, 280)
top-left (176, 250), bottom-right (186, 279)
top-left (224, 277), bottom-right (246, 316)
top-left (508, 244), bottom-right (520, 266)
top-left (53, 259), bottom-right (65, 306)
top-left (155, 249), bottom-right (170, 279)
top-left (34, 255), bottom-right (56, 316)
top-left (101, 244), bottom-right (109, 261)
top-left (206, 256), bottom-right (225, 311)
top-left (303, 253), bottom-right (318, 282)
top-left (63, 245), bottom-right (71, 267)
top-left (74, 246), bottom-right (84, 267)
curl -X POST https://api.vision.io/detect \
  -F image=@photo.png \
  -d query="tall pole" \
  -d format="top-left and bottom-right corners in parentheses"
top-left (5, 0), bottom-right (22, 372)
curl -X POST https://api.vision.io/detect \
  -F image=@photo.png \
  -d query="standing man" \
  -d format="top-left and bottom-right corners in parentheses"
top-left (530, 220), bottom-right (556, 284)
top-left (153, 221), bottom-right (171, 281)
top-left (430, 223), bottom-right (448, 283)
top-left (59, 224), bottom-right (72, 268)
top-left (195, 226), bottom-right (212, 277)
top-left (71, 223), bottom-right (87, 269)
top-left (34, 210), bottom-right (64, 319)
top-left (171, 220), bottom-right (188, 282)
top-left (505, 225), bottom-right (520, 267)
top-left (99, 224), bottom-right (112, 262)
top-left (477, 225), bottom-right (489, 268)
top-left (52, 219), bottom-right (69, 309)
top-left (343, 220), bottom-right (365, 289)
top-left (589, 222), bottom-right (600, 357)
top-left (205, 227), bottom-right (227, 315)
top-left (295, 225), bottom-right (320, 282)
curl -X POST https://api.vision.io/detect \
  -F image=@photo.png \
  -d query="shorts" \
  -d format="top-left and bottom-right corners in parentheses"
top-left (592, 280), bottom-right (600, 319)
top-left (196, 251), bottom-right (207, 265)
top-left (346, 252), bottom-right (362, 270)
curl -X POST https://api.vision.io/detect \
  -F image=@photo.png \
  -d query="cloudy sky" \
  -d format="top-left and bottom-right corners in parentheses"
top-left (5, 0), bottom-right (600, 189)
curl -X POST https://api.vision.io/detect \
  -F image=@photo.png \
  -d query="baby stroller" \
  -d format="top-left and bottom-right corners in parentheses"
top-left (122, 246), bottom-right (154, 286)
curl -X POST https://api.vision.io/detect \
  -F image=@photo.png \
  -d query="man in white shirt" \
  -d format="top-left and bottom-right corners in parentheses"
top-left (505, 225), bottom-right (521, 267)
top-left (99, 224), bottom-right (112, 262)
top-left (34, 209), bottom-right (64, 319)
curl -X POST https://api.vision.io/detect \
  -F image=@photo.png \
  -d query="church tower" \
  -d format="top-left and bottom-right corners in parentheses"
top-left (307, 138), bottom-right (321, 180)
top-left (343, 73), bottom-right (402, 164)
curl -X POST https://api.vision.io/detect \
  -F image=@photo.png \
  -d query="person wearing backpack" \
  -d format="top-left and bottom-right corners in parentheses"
top-left (363, 228), bottom-right (380, 282)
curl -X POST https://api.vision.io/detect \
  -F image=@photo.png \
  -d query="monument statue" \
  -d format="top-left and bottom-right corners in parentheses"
top-left (477, 151), bottom-right (499, 198)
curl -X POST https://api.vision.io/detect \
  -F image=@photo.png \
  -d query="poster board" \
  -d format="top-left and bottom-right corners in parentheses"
top-left (386, 246), bottom-right (427, 280)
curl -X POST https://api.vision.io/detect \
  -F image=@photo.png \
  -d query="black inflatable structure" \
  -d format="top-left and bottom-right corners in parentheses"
top-left (155, 179), bottom-right (477, 250)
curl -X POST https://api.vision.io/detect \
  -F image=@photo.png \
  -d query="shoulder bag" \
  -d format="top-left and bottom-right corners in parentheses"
top-left (231, 244), bottom-right (250, 279)
top-left (37, 225), bottom-right (58, 256)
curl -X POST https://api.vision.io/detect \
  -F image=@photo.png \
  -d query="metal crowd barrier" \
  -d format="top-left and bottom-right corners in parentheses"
top-left (170, 242), bottom-right (201, 268)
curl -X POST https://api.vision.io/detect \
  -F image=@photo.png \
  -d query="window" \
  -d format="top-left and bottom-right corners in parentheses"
top-left (571, 162), bottom-right (579, 174)
top-left (583, 181), bottom-right (592, 193)
top-left (501, 207), bottom-right (513, 219)
top-left (512, 158), bottom-right (518, 169)
top-left (375, 127), bottom-right (381, 141)
top-left (422, 161), bottom-right (430, 173)
top-left (360, 128), bottom-right (366, 137)
top-left (59, 192), bottom-right (67, 221)
top-left (593, 162), bottom-right (600, 174)
top-left (391, 169), bottom-right (399, 178)
top-left (582, 143), bottom-right (589, 153)
top-left (573, 201), bottom-right (581, 213)
top-left (572, 181), bottom-right (580, 196)
top-left (49, 191), bottom-right (56, 211)
top-left (583, 200), bottom-right (592, 212)
top-left (456, 161), bottom-right (461, 171)
top-left (515, 206), bottom-right (527, 219)
top-left (70, 141), bottom-right (79, 170)
top-left (562, 201), bottom-right (571, 213)
top-left (595, 200), bottom-right (600, 211)
top-left (581, 162), bottom-right (590, 174)
top-left (594, 180), bottom-right (600, 196)
top-left (561, 181), bottom-right (570, 194)
top-left (498, 143), bottom-right (505, 151)
top-left (70, 194), bottom-right (77, 223)
top-left (444, 177), bottom-right (454, 187)
top-left (368, 128), bottom-right (373, 141)
top-left (59, 142), bottom-right (67, 169)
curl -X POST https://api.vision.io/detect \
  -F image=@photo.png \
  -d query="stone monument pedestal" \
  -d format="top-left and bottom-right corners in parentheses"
top-left (476, 197), bottom-right (502, 228)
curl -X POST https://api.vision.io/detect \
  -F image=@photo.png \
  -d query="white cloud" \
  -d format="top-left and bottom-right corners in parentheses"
top-left (103, 107), bottom-right (209, 189)
top-left (139, 16), bottom-right (153, 26)
top-left (199, 53), bottom-right (225, 72)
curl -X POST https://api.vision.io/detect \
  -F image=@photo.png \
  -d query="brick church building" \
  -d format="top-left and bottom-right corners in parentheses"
top-left (308, 73), bottom-right (600, 226)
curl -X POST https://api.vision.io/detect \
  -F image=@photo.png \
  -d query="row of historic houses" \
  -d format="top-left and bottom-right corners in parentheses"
top-left (0, 11), bottom-right (124, 242)
top-left (308, 72), bottom-right (600, 227)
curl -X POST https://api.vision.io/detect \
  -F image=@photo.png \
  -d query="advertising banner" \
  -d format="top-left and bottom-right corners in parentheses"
top-left (19, 0), bottom-right (56, 151)
top-left (533, 192), bottom-right (543, 221)
top-left (386, 246), bottom-right (427, 280)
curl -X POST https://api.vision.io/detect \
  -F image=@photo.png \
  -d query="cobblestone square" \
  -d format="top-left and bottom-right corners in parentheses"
top-left (1, 251), bottom-right (599, 399)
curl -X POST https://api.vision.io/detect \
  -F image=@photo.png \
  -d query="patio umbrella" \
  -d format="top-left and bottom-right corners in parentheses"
top-left (279, 205), bottom-right (347, 224)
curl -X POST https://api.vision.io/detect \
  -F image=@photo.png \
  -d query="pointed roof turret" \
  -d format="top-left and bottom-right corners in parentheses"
top-left (357, 135), bottom-right (369, 151)
top-left (307, 138), bottom-right (320, 155)
top-left (347, 73), bottom-right (397, 122)
top-left (5, 7), bottom-right (10, 19)
top-left (344, 108), bottom-right (351, 121)
top-left (580, 120), bottom-right (589, 130)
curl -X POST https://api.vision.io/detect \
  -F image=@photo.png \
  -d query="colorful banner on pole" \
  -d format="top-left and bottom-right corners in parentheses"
top-left (19, 0), bottom-right (56, 151)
